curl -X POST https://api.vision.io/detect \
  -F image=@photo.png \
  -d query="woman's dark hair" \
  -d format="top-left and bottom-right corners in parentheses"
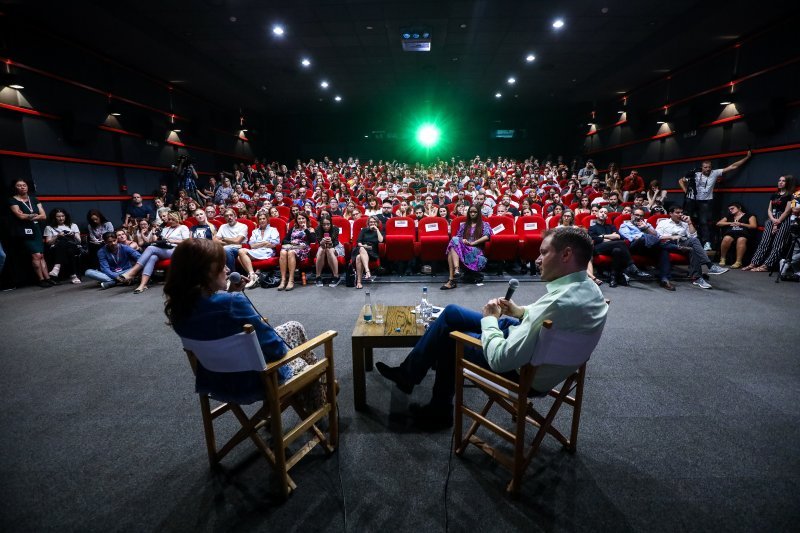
top-left (164, 239), bottom-right (226, 325)
top-left (727, 202), bottom-right (744, 211)
top-left (465, 205), bottom-right (484, 241)
top-left (11, 178), bottom-right (34, 195)
top-left (779, 175), bottom-right (795, 192)
top-left (86, 209), bottom-right (108, 227)
top-left (47, 208), bottom-right (72, 227)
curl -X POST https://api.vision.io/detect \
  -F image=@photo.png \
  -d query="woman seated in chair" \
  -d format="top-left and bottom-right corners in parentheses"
top-left (442, 205), bottom-right (492, 290)
top-left (352, 215), bottom-right (383, 289)
top-left (43, 208), bottom-right (83, 284)
top-left (314, 214), bottom-right (344, 287)
top-left (164, 239), bottom-right (321, 406)
top-left (278, 213), bottom-right (316, 291)
top-left (716, 202), bottom-right (757, 268)
top-left (117, 211), bottom-right (190, 294)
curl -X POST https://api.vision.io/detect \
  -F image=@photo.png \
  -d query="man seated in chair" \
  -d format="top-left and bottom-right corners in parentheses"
top-left (377, 227), bottom-right (608, 428)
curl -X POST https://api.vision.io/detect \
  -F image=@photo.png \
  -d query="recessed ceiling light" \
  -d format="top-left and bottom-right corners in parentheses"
top-left (452, 57), bottom-right (458, 61)
top-left (364, 135), bottom-right (369, 138)
top-left (229, 16), bottom-right (237, 23)
top-left (334, 96), bottom-right (342, 102)
top-left (616, 90), bottom-right (626, 94)
top-left (366, 25), bottom-right (373, 30)
top-left (507, 77), bottom-right (516, 84)
top-left (301, 58), bottom-right (311, 67)
top-left (552, 19), bottom-right (565, 29)
top-left (495, 92), bottom-right (502, 98)
top-left (601, 7), bottom-right (609, 14)
top-left (657, 121), bottom-right (666, 124)
top-left (720, 101), bottom-right (732, 105)
top-left (172, 129), bottom-right (182, 133)
top-left (460, 23), bottom-right (467, 29)
top-left (525, 54), bottom-right (535, 62)
top-left (272, 25), bottom-right (284, 36)
top-left (320, 80), bottom-right (329, 89)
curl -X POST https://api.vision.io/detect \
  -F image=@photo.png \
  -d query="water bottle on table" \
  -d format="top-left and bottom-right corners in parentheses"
top-left (364, 290), bottom-right (373, 322)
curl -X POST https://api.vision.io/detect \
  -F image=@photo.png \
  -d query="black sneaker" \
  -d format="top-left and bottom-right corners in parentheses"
top-left (375, 362), bottom-right (414, 394)
top-left (409, 402), bottom-right (454, 429)
top-left (315, 278), bottom-right (324, 287)
top-left (329, 277), bottom-right (341, 287)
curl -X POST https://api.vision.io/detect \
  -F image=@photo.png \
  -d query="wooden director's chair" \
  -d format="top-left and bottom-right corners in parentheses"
top-left (181, 324), bottom-right (338, 497)
top-left (451, 316), bottom-right (605, 496)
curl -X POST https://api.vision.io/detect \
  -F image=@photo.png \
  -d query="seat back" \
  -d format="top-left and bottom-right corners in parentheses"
top-left (530, 324), bottom-right (604, 367)
top-left (515, 215), bottom-right (546, 237)
top-left (487, 215), bottom-right (515, 237)
top-left (181, 329), bottom-right (265, 373)
top-left (385, 216), bottom-right (416, 236)
top-left (331, 216), bottom-right (352, 246)
top-left (418, 216), bottom-right (449, 239)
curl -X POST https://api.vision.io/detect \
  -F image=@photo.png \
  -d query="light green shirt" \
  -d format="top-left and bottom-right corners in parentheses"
top-left (480, 271), bottom-right (608, 388)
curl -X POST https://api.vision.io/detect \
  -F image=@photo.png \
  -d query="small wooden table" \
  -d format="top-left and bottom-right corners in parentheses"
top-left (351, 305), bottom-right (425, 411)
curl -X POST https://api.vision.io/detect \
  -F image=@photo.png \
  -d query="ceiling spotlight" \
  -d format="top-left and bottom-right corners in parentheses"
top-left (301, 58), bottom-right (311, 67)
top-left (334, 96), bottom-right (342, 102)
top-left (495, 92), bottom-right (502, 98)
top-left (320, 80), bottom-right (329, 89)
top-left (402, 33), bottom-right (411, 39)
top-left (507, 77), bottom-right (516, 84)
top-left (272, 25), bottom-right (285, 36)
top-left (172, 128), bottom-right (182, 133)
top-left (720, 100), bottom-right (732, 105)
top-left (618, 110), bottom-right (625, 114)
top-left (526, 54), bottom-right (535, 62)
top-left (229, 16), bottom-right (237, 23)
top-left (552, 19), bottom-right (565, 29)
top-left (460, 23), bottom-right (467, 29)
top-left (366, 25), bottom-right (373, 30)
top-left (657, 121), bottom-right (666, 125)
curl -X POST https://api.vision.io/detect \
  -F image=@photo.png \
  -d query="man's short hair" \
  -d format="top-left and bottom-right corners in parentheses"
top-left (668, 205), bottom-right (683, 214)
top-left (102, 231), bottom-right (116, 241)
top-left (542, 227), bottom-right (593, 266)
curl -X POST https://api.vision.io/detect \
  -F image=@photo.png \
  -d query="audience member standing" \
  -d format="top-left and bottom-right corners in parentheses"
top-left (8, 179), bottom-right (53, 287)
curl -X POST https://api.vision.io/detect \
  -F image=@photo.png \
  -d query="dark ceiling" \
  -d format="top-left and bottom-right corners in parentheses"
top-left (3, 0), bottom-right (798, 117)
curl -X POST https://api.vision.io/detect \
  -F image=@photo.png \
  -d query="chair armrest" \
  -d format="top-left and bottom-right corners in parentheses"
top-left (265, 330), bottom-right (338, 373)
top-left (450, 331), bottom-right (482, 350)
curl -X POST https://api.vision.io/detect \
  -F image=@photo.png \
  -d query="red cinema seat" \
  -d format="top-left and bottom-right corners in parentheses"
top-left (581, 215), bottom-right (598, 229)
top-left (417, 216), bottom-right (450, 262)
top-left (575, 212), bottom-right (590, 227)
top-left (485, 215), bottom-right (518, 263)
top-left (249, 218), bottom-right (288, 271)
top-left (183, 216), bottom-right (199, 229)
top-left (449, 216), bottom-right (466, 236)
top-left (547, 214), bottom-right (562, 229)
top-left (331, 216), bottom-right (352, 255)
top-left (384, 217), bottom-right (416, 262)
top-left (648, 214), bottom-right (669, 227)
top-left (516, 215), bottom-right (546, 263)
top-left (613, 214), bottom-right (632, 229)
top-left (276, 206), bottom-right (291, 219)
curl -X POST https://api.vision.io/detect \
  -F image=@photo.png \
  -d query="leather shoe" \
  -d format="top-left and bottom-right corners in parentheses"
top-left (609, 278), bottom-right (618, 288)
top-left (376, 362), bottom-right (414, 394)
top-left (625, 265), bottom-right (654, 280)
top-left (659, 280), bottom-right (676, 291)
top-left (409, 402), bottom-right (453, 429)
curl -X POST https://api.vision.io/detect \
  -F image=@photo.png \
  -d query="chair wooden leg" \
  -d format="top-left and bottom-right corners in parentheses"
top-left (267, 373), bottom-right (291, 498)
top-left (325, 338), bottom-right (339, 449)
top-left (454, 344), bottom-right (465, 456)
top-left (199, 395), bottom-right (218, 465)
top-left (567, 367), bottom-right (586, 453)
top-left (507, 393), bottom-right (528, 496)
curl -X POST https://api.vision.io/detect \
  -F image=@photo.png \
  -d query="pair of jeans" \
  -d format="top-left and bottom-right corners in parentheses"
top-left (84, 267), bottom-right (133, 285)
top-left (223, 245), bottom-right (240, 271)
top-left (399, 304), bottom-right (520, 406)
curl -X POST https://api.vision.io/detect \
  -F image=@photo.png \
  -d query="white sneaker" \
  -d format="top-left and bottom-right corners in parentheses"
top-left (707, 264), bottom-right (728, 275)
top-left (692, 277), bottom-right (712, 289)
top-left (245, 275), bottom-right (259, 289)
top-left (703, 242), bottom-right (712, 251)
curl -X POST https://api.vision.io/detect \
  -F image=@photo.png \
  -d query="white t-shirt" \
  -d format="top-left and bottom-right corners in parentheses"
top-left (43, 224), bottom-right (81, 242)
top-left (217, 221), bottom-right (248, 248)
top-left (688, 169), bottom-right (723, 201)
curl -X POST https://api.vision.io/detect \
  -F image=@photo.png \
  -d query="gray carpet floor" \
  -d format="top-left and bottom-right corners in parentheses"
top-left (0, 270), bottom-right (798, 532)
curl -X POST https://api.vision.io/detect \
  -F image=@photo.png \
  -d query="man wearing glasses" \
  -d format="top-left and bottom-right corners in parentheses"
top-left (588, 208), bottom-right (653, 287)
top-left (619, 209), bottom-right (675, 291)
top-left (656, 206), bottom-right (728, 289)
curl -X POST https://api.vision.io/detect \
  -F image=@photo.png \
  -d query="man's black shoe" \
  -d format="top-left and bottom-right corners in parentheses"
top-left (409, 402), bottom-right (453, 429)
top-left (625, 265), bottom-right (653, 280)
top-left (376, 362), bottom-right (414, 394)
top-left (615, 275), bottom-right (629, 287)
top-left (660, 280), bottom-right (676, 291)
top-left (609, 278), bottom-right (618, 288)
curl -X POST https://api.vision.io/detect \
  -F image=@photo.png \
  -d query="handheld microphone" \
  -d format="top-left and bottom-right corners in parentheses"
top-left (227, 271), bottom-right (292, 352)
top-left (228, 271), bottom-right (242, 285)
top-left (504, 278), bottom-right (519, 301)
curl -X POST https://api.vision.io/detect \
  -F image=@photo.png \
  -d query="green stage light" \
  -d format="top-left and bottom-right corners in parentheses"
top-left (416, 124), bottom-right (440, 147)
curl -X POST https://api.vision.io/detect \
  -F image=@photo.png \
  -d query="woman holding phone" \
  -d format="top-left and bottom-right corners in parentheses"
top-left (314, 215), bottom-right (343, 287)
